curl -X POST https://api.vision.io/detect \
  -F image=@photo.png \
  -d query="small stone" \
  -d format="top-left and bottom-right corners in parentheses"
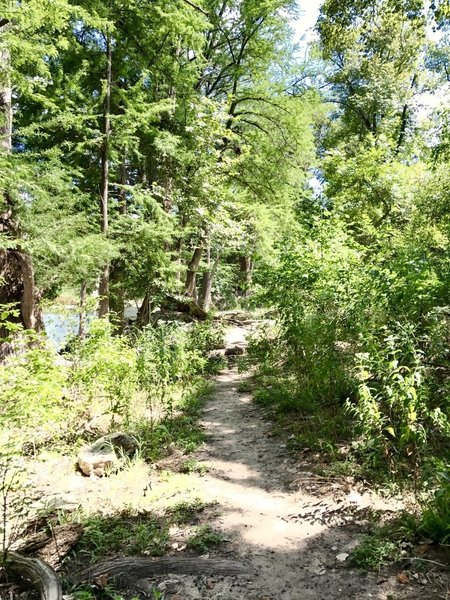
top-left (336, 553), bottom-right (349, 562)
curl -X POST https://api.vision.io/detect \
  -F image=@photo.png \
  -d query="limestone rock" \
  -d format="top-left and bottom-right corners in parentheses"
top-left (77, 432), bottom-right (138, 477)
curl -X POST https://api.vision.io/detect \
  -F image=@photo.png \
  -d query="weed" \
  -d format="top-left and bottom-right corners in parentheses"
top-left (166, 498), bottom-right (212, 525)
top-left (350, 534), bottom-right (398, 570)
top-left (187, 525), bottom-right (224, 553)
top-left (74, 511), bottom-right (169, 559)
top-left (179, 460), bottom-right (209, 475)
top-left (420, 472), bottom-right (450, 543)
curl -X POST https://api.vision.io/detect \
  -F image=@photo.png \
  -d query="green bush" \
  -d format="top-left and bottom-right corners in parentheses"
top-left (0, 310), bottom-right (68, 446)
top-left (420, 472), bottom-right (450, 543)
top-left (347, 325), bottom-right (430, 478)
top-left (70, 319), bottom-right (137, 424)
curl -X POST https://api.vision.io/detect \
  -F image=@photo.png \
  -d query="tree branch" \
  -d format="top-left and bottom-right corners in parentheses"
top-left (180, 0), bottom-right (208, 16)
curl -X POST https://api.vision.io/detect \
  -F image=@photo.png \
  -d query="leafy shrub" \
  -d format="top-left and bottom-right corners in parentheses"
top-left (0, 309), bottom-right (69, 447)
top-left (136, 323), bottom-right (205, 414)
top-left (347, 325), bottom-right (445, 480)
top-left (187, 525), bottom-right (223, 553)
top-left (420, 472), bottom-right (450, 543)
top-left (350, 534), bottom-right (398, 570)
top-left (70, 319), bottom-right (137, 424)
top-left (188, 321), bottom-right (225, 355)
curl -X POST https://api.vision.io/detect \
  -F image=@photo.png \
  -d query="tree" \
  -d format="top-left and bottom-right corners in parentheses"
top-left (317, 0), bottom-right (426, 150)
top-left (0, 11), bottom-right (45, 343)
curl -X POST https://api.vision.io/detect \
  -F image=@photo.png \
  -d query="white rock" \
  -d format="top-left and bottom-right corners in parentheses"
top-left (336, 553), bottom-right (349, 562)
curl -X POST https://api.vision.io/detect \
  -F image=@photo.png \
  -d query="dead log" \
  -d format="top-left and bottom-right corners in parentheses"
top-left (1, 551), bottom-right (62, 600)
top-left (16, 523), bottom-right (84, 570)
top-left (74, 557), bottom-right (249, 584)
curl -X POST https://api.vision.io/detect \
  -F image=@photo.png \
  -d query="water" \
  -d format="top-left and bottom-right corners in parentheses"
top-left (43, 312), bottom-right (79, 349)
top-left (43, 305), bottom-right (138, 349)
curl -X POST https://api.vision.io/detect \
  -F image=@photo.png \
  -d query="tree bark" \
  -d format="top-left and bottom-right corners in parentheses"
top-left (200, 245), bottom-right (221, 312)
top-left (98, 34), bottom-right (112, 318)
top-left (137, 291), bottom-right (151, 328)
top-left (200, 245), bottom-right (212, 311)
top-left (184, 247), bottom-right (203, 300)
top-left (109, 156), bottom-right (127, 331)
top-left (78, 280), bottom-right (87, 339)
top-left (396, 73), bottom-right (418, 155)
top-left (237, 255), bottom-right (252, 298)
top-left (0, 34), bottom-right (12, 152)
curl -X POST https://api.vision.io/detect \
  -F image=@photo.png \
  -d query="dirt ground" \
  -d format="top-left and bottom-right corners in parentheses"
top-left (147, 326), bottom-right (449, 600)
top-left (18, 325), bottom-right (449, 600)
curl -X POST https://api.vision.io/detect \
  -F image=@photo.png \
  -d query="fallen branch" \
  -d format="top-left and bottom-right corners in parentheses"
top-left (1, 551), bottom-right (62, 600)
top-left (399, 557), bottom-right (448, 569)
top-left (73, 557), bottom-right (249, 584)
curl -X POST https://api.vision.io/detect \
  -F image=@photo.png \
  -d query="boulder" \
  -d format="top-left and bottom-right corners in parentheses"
top-left (77, 432), bottom-right (138, 477)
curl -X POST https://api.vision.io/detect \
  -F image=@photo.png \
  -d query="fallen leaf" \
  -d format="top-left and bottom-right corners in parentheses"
top-left (397, 572), bottom-right (409, 584)
top-left (94, 574), bottom-right (108, 587)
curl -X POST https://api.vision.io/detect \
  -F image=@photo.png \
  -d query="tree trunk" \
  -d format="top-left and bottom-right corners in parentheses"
top-left (200, 245), bottom-right (212, 312)
top-left (0, 33), bottom-right (12, 153)
top-left (74, 557), bottom-right (248, 584)
top-left (237, 256), bottom-right (253, 298)
top-left (110, 269), bottom-right (126, 332)
top-left (98, 34), bottom-right (112, 318)
top-left (184, 247), bottom-right (203, 300)
top-left (200, 245), bottom-right (220, 313)
top-left (0, 22), bottom-right (43, 349)
top-left (137, 291), bottom-right (151, 328)
top-left (396, 73), bottom-right (418, 155)
top-left (78, 280), bottom-right (87, 339)
top-left (109, 156), bottom-right (127, 331)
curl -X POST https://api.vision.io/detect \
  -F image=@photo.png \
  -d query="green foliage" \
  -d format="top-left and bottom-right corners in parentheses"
top-left (166, 498), bottom-right (212, 525)
top-left (187, 525), bottom-right (224, 553)
top-left (420, 472), bottom-right (450, 543)
top-left (348, 326), bottom-right (430, 478)
top-left (131, 375), bottom-right (210, 462)
top-left (136, 323), bottom-right (205, 415)
top-left (76, 511), bottom-right (169, 559)
top-left (0, 313), bottom-right (68, 446)
top-left (71, 319), bottom-right (137, 423)
top-left (350, 534), bottom-right (398, 570)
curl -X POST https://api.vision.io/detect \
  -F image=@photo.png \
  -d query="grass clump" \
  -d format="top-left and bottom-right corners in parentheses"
top-left (350, 534), bottom-right (398, 570)
top-left (166, 498), bottom-right (212, 525)
top-left (75, 510), bottom-right (169, 559)
top-left (179, 459), bottom-right (209, 475)
top-left (420, 472), bottom-right (450, 543)
top-left (187, 525), bottom-right (224, 553)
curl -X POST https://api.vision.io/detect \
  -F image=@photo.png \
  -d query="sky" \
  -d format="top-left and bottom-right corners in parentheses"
top-left (293, 0), bottom-right (322, 45)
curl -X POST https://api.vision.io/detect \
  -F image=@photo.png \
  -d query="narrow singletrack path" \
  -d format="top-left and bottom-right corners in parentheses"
top-left (161, 326), bottom-right (439, 599)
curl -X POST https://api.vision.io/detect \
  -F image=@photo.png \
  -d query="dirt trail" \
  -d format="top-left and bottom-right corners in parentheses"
top-left (161, 326), bottom-right (446, 600)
